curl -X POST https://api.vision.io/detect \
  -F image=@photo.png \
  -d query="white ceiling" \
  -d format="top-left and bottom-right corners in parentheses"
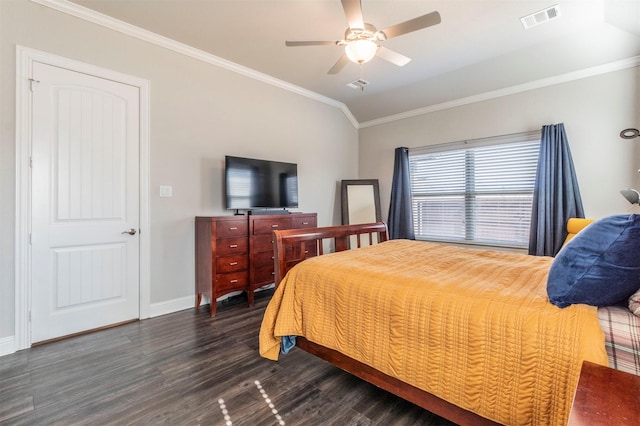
top-left (69, 0), bottom-right (640, 124)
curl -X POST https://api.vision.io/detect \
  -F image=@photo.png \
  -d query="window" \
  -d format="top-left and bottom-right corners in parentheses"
top-left (409, 132), bottom-right (540, 248)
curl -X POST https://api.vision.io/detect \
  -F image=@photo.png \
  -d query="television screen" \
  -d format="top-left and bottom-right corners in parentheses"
top-left (225, 156), bottom-right (298, 210)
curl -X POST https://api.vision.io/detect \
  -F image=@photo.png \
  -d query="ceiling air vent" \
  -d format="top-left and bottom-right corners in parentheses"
top-left (520, 4), bottom-right (561, 29)
top-left (347, 79), bottom-right (370, 91)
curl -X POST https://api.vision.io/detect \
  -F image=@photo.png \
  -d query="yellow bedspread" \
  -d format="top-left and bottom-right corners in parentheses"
top-left (259, 240), bottom-right (607, 425)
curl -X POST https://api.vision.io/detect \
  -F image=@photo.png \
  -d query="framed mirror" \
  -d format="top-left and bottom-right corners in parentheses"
top-left (341, 179), bottom-right (382, 225)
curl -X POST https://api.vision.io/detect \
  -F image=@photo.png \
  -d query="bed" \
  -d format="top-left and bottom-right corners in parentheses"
top-left (259, 222), bottom-right (640, 425)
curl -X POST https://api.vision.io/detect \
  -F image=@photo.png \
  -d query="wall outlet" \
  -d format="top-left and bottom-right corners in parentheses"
top-left (159, 185), bottom-right (173, 197)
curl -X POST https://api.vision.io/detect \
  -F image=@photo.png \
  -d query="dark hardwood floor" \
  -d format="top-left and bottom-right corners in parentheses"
top-left (0, 290), bottom-right (455, 425)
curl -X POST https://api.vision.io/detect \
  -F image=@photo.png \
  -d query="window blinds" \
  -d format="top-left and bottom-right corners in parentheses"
top-left (409, 133), bottom-right (540, 247)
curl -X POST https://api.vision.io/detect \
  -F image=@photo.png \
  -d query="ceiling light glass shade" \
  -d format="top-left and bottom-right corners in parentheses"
top-left (345, 40), bottom-right (378, 64)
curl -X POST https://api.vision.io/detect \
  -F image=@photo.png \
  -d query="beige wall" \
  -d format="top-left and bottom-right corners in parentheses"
top-left (0, 1), bottom-right (358, 342)
top-left (2, 0), bottom-right (638, 349)
top-left (359, 66), bottom-right (640, 222)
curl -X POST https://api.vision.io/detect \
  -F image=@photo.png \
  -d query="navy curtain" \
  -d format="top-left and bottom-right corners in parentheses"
top-left (388, 147), bottom-right (415, 240)
top-left (529, 123), bottom-right (584, 256)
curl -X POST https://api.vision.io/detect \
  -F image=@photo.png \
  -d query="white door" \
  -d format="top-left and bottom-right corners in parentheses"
top-left (30, 61), bottom-right (140, 344)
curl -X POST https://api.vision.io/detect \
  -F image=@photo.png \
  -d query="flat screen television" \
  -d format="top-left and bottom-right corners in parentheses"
top-left (225, 155), bottom-right (298, 211)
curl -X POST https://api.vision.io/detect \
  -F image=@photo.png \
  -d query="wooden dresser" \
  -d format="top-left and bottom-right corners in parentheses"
top-left (249, 213), bottom-right (317, 300)
top-left (195, 213), bottom-right (317, 317)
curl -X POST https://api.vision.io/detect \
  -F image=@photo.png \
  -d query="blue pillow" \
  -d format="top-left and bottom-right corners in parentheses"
top-left (547, 214), bottom-right (640, 308)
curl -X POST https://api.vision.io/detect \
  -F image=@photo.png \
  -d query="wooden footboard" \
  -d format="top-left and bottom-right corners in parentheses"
top-left (270, 222), bottom-right (499, 425)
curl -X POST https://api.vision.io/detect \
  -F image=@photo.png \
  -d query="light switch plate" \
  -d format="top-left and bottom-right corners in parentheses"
top-left (159, 185), bottom-right (173, 197)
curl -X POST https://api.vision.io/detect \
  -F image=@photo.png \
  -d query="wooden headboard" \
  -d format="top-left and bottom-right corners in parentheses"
top-left (271, 222), bottom-right (388, 286)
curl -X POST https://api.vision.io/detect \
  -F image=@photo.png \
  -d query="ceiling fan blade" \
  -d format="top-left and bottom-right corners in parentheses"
top-left (380, 11), bottom-right (441, 39)
top-left (328, 55), bottom-right (350, 74)
top-left (341, 0), bottom-right (364, 29)
top-left (377, 46), bottom-right (411, 66)
top-left (285, 40), bottom-right (339, 47)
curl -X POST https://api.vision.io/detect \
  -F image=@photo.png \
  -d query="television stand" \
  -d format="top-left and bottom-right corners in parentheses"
top-left (248, 209), bottom-right (290, 215)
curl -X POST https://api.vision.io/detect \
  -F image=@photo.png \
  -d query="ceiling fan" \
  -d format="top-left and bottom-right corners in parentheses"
top-left (285, 0), bottom-right (441, 74)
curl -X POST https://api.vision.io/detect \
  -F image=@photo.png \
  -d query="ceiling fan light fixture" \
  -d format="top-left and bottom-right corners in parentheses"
top-left (285, 3), bottom-right (442, 74)
top-left (345, 39), bottom-right (378, 64)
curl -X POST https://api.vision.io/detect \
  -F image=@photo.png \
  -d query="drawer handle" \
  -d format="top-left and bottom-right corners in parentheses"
top-left (305, 250), bottom-right (309, 254)
top-left (271, 272), bottom-right (275, 275)
top-left (271, 224), bottom-right (279, 228)
top-left (271, 256), bottom-right (274, 260)
top-left (302, 222), bottom-right (309, 225)
top-left (230, 262), bottom-right (238, 266)
top-left (229, 244), bottom-right (238, 248)
top-left (230, 279), bottom-right (238, 283)
top-left (229, 226), bottom-right (238, 230)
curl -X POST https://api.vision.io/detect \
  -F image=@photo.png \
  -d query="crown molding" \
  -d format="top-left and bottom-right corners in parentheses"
top-left (31, 0), bottom-right (360, 129)
top-left (30, 0), bottom-right (639, 131)
top-left (359, 55), bottom-right (640, 128)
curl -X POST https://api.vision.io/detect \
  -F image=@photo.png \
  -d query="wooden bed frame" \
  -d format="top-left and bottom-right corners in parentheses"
top-left (271, 222), bottom-right (500, 426)
top-left (271, 221), bottom-right (640, 425)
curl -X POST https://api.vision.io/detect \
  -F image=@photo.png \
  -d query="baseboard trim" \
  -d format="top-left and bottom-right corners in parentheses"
top-left (1, 289), bottom-right (270, 356)
top-left (2, 296), bottom-right (205, 357)
top-left (0, 336), bottom-right (16, 356)
top-left (148, 290), bottom-right (262, 318)
top-left (149, 295), bottom-right (195, 318)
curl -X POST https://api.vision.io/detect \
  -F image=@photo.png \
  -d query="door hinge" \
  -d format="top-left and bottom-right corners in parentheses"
top-left (29, 156), bottom-right (33, 168)
top-left (29, 311), bottom-right (32, 322)
top-left (29, 233), bottom-right (32, 245)
top-left (29, 78), bottom-right (40, 91)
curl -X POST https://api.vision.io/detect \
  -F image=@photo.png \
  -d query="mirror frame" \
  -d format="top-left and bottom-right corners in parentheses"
top-left (341, 179), bottom-right (382, 225)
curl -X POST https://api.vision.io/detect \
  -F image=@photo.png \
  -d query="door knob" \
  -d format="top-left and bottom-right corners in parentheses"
top-left (122, 228), bottom-right (137, 235)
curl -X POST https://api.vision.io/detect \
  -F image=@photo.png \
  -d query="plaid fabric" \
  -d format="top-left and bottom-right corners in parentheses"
top-left (598, 305), bottom-right (640, 375)
top-left (629, 289), bottom-right (640, 316)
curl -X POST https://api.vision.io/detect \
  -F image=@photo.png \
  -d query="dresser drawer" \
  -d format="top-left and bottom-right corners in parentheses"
top-left (252, 234), bottom-right (274, 252)
top-left (216, 254), bottom-right (248, 273)
top-left (253, 217), bottom-right (292, 235)
top-left (254, 264), bottom-right (276, 284)
top-left (292, 215), bottom-right (317, 228)
top-left (253, 250), bottom-right (275, 268)
top-left (216, 237), bottom-right (248, 256)
top-left (215, 271), bottom-right (248, 293)
top-left (216, 220), bottom-right (248, 238)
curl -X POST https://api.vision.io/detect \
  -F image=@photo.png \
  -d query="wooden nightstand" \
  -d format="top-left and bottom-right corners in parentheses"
top-left (568, 361), bottom-right (640, 425)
